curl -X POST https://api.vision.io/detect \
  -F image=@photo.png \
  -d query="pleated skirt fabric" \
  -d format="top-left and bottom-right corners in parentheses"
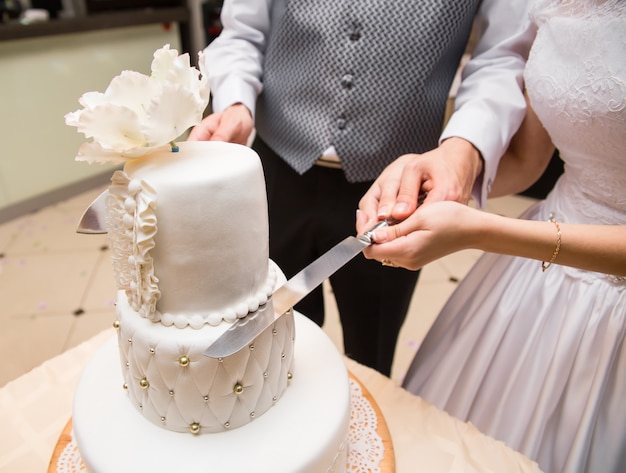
top-left (402, 202), bottom-right (626, 473)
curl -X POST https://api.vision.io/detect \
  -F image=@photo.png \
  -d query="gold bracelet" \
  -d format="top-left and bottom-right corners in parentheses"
top-left (541, 213), bottom-right (561, 272)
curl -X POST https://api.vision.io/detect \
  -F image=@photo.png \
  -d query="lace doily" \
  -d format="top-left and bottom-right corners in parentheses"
top-left (55, 438), bottom-right (88, 473)
top-left (53, 377), bottom-right (388, 473)
top-left (347, 377), bottom-right (385, 472)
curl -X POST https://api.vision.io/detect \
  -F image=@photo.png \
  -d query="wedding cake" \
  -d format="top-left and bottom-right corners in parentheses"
top-left (66, 46), bottom-right (352, 473)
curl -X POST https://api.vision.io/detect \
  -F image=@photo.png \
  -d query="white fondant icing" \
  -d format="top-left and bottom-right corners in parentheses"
top-left (106, 141), bottom-right (275, 327)
top-left (115, 289), bottom-right (295, 433)
top-left (107, 172), bottom-right (160, 318)
top-left (73, 314), bottom-right (351, 473)
top-left (75, 140), bottom-right (350, 471)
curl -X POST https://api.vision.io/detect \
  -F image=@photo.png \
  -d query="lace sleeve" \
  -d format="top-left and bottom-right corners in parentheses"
top-left (531, 0), bottom-right (626, 26)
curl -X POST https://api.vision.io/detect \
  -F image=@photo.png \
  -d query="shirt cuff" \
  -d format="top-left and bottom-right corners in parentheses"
top-left (441, 104), bottom-right (518, 209)
top-left (211, 77), bottom-right (259, 118)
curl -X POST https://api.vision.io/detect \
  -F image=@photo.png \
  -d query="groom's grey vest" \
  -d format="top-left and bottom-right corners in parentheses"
top-left (255, 0), bottom-right (482, 182)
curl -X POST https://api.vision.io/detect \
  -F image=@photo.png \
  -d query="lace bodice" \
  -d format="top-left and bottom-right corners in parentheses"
top-left (524, 0), bottom-right (626, 224)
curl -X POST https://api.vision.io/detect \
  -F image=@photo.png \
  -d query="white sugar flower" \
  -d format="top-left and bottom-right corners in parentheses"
top-left (65, 44), bottom-right (210, 164)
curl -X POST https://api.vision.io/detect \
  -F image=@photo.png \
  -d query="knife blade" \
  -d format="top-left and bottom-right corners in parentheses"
top-left (203, 219), bottom-right (390, 358)
top-left (77, 190), bottom-right (109, 234)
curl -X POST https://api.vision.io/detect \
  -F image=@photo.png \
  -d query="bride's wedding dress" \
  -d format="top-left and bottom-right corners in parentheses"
top-left (402, 1), bottom-right (626, 472)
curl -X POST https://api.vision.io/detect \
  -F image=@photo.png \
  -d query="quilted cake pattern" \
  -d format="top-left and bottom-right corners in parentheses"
top-left (116, 294), bottom-right (295, 433)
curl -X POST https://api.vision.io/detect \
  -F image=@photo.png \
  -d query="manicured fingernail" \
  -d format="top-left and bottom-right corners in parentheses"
top-left (377, 206), bottom-right (390, 218)
top-left (393, 202), bottom-right (409, 214)
top-left (372, 230), bottom-right (388, 243)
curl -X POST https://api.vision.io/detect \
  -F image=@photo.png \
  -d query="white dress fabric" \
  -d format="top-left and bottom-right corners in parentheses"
top-left (402, 2), bottom-right (626, 473)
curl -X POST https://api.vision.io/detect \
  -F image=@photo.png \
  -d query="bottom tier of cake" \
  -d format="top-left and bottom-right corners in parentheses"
top-left (72, 314), bottom-right (352, 473)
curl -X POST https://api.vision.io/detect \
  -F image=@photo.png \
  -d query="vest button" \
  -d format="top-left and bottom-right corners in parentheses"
top-left (341, 74), bottom-right (354, 89)
top-left (337, 117), bottom-right (347, 129)
top-left (349, 21), bottom-right (362, 41)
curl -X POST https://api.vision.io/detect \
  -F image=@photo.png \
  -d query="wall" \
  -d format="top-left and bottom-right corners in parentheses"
top-left (0, 23), bottom-right (180, 220)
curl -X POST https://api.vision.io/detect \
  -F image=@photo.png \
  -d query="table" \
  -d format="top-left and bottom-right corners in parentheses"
top-left (0, 329), bottom-right (543, 473)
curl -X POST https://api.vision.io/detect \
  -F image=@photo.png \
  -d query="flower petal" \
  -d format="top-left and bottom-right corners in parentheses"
top-left (105, 71), bottom-right (157, 118)
top-left (78, 91), bottom-right (108, 109)
top-left (152, 45), bottom-right (193, 86)
top-left (74, 141), bottom-right (132, 164)
top-left (141, 83), bottom-right (205, 145)
top-left (72, 102), bottom-right (146, 151)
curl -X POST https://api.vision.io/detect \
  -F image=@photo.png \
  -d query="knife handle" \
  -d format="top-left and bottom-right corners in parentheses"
top-left (358, 191), bottom-right (427, 244)
top-left (358, 219), bottom-right (391, 245)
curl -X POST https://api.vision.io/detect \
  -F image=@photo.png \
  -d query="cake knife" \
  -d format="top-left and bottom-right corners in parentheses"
top-left (76, 191), bottom-right (403, 357)
top-left (203, 219), bottom-right (390, 358)
top-left (76, 190), bottom-right (108, 234)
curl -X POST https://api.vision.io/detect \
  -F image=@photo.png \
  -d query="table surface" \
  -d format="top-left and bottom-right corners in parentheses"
top-left (0, 329), bottom-right (543, 473)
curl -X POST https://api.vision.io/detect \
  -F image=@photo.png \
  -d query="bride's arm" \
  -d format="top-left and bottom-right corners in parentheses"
top-left (361, 202), bottom-right (626, 276)
top-left (474, 209), bottom-right (626, 276)
top-left (489, 92), bottom-right (556, 197)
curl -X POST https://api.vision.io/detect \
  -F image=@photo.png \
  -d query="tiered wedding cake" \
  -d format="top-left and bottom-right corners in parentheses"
top-left (66, 46), bottom-right (352, 473)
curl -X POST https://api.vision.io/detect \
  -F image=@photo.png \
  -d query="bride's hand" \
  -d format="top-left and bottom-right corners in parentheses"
top-left (361, 201), bottom-right (480, 270)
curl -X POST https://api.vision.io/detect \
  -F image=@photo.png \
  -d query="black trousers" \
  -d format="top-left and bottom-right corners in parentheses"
top-left (253, 137), bottom-right (421, 375)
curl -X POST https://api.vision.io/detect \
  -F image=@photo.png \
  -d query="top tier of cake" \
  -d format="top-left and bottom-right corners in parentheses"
top-left (105, 141), bottom-right (278, 328)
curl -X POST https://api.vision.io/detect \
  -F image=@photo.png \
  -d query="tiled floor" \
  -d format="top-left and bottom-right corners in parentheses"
top-left (0, 186), bottom-right (536, 388)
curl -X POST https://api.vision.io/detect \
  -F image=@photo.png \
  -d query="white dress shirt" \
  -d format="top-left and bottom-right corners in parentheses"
top-left (203, 0), bottom-right (536, 207)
